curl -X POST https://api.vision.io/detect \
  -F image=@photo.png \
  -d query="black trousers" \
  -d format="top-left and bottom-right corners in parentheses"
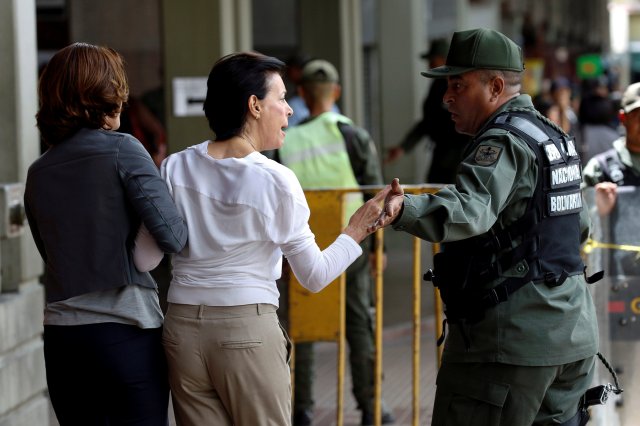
top-left (44, 323), bottom-right (169, 426)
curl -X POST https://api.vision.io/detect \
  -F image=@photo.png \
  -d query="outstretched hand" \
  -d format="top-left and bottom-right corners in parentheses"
top-left (343, 184), bottom-right (392, 243)
top-left (366, 178), bottom-right (404, 233)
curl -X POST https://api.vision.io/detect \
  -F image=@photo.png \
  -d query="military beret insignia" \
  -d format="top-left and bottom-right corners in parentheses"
top-left (474, 145), bottom-right (502, 166)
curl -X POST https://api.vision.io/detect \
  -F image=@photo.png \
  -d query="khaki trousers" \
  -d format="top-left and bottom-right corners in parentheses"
top-left (163, 303), bottom-right (293, 426)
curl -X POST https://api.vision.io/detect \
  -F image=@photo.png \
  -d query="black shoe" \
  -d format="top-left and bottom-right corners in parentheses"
top-left (293, 409), bottom-right (313, 426)
top-left (361, 409), bottom-right (395, 425)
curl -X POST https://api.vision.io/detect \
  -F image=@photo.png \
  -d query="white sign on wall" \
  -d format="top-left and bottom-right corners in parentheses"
top-left (172, 77), bottom-right (207, 117)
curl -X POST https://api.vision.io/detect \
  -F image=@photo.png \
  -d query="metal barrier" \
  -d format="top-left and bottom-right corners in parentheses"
top-left (287, 184), bottom-right (443, 426)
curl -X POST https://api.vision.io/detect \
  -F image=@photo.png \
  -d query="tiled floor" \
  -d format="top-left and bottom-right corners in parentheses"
top-left (300, 318), bottom-right (438, 426)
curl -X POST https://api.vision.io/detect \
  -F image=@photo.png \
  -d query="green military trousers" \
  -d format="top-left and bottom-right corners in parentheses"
top-left (431, 356), bottom-right (595, 426)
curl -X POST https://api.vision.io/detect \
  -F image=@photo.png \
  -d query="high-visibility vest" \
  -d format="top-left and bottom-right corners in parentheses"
top-left (280, 111), bottom-right (364, 224)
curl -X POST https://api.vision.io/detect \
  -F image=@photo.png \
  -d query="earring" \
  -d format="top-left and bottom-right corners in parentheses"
top-left (255, 114), bottom-right (260, 120)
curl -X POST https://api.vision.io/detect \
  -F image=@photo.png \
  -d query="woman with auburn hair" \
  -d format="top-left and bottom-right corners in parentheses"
top-left (25, 42), bottom-right (187, 425)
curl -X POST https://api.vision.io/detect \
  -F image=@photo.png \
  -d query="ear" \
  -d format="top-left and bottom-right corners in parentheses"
top-left (491, 76), bottom-right (505, 98)
top-left (248, 94), bottom-right (261, 117)
top-left (619, 109), bottom-right (626, 124)
top-left (332, 84), bottom-right (342, 102)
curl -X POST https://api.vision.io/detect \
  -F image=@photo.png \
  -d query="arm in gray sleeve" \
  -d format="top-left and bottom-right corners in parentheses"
top-left (117, 136), bottom-right (187, 253)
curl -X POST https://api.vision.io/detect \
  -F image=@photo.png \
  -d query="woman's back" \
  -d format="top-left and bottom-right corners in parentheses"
top-left (162, 141), bottom-right (313, 306)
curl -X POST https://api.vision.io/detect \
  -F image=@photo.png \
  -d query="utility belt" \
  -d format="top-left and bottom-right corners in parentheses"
top-left (425, 249), bottom-right (500, 325)
top-left (426, 241), bottom-right (588, 324)
top-left (425, 238), bottom-right (601, 349)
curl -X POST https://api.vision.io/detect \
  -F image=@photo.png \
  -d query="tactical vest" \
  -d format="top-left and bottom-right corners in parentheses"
top-left (279, 111), bottom-right (364, 223)
top-left (594, 147), bottom-right (640, 186)
top-left (428, 111), bottom-right (594, 327)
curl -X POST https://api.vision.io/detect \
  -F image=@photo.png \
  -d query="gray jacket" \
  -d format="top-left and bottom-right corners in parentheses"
top-left (25, 128), bottom-right (187, 303)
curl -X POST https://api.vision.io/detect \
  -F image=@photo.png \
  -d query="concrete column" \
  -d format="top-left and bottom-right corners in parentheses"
top-left (378, 0), bottom-right (427, 183)
top-left (459, 0), bottom-right (501, 32)
top-left (162, 0), bottom-right (253, 153)
top-left (0, 0), bottom-right (40, 184)
top-left (298, 0), bottom-right (364, 125)
top-left (0, 0), bottom-right (48, 424)
top-left (69, 0), bottom-right (164, 97)
top-left (0, 0), bottom-right (43, 290)
top-left (339, 0), bottom-right (365, 126)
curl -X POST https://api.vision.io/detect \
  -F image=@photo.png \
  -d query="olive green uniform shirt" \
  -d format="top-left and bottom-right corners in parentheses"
top-left (393, 94), bottom-right (599, 365)
top-left (582, 137), bottom-right (640, 186)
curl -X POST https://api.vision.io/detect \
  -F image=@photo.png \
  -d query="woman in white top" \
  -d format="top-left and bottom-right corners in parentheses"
top-left (159, 52), bottom-right (390, 426)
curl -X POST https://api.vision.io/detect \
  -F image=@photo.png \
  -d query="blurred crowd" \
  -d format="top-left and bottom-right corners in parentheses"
top-left (534, 74), bottom-right (623, 165)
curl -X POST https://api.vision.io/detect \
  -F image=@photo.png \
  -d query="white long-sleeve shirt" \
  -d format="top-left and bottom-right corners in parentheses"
top-left (160, 141), bottom-right (362, 307)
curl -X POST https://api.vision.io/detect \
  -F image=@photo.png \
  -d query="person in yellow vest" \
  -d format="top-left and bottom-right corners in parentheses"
top-left (277, 59), bottom-right (395, 426)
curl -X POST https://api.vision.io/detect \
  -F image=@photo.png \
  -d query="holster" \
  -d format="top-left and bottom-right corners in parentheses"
top-left (427, 251), bottom-right (487, 325)
top-left (559, 409), bottom-right (589, 426)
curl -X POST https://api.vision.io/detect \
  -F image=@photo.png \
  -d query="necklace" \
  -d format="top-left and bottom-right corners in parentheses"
top-left (240, 135), bottom-right (258, 152)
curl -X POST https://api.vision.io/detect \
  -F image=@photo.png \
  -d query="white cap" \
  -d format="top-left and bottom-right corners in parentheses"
top-left (621, 82), bottom-right (640, 113)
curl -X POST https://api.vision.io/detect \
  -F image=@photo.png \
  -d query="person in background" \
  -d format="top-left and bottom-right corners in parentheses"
top-left (548, 77), bottom-right (579, 136)
top-left (278, 59), bottom-right (395, 426)
top-left (583, 81), bottom-right (640, 215)
top-left (158, 51), bottom-right (391, 426)
top-left (374, 28), bottom-right (599, 426)
top-left (284, 52), bottom-right (341, 128)
top-left (578, 76), bottom-right (620, 163)
top-left (25, 42), bottom-right (188, 425)
top-left (385, 38), bottom-right (470, 184)
top-left (119, 95), bottom-right (168, 167)
top-left (284, 52), bottom-right (312, 127)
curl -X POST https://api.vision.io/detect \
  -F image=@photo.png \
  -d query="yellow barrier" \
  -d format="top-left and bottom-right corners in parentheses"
top-left (288, 190), bottom-right (348, 426)
top-left (287, 185), bottom-right (442, 426)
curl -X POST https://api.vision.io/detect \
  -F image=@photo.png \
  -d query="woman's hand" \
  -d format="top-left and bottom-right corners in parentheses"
top-left (364, 178), bottom-right (404, 234)
top-left (343, 184), bottom-right (392, 243)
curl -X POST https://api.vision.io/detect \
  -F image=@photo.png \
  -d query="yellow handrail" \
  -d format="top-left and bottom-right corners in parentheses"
top-left (412, 236), bottom-right (422, 425)
top-left (373, 228), bottom-right (384, 426)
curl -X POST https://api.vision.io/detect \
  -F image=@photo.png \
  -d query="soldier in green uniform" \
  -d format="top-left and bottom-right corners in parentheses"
top-left (375, 28), bottom-right (599, 425)
top-left (583, 81), bottom-right (640, 215)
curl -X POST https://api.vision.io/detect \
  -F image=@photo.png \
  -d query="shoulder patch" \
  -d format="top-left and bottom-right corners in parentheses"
top-left (473, 145), bottom-right (503, 166)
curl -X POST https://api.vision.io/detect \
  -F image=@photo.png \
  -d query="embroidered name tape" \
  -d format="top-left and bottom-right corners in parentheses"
top-left (550, 163), bottom-right (582, 189)
top-left (548, 188), bottom-right (582, 216)
top-left (543, 139), bottom-right (578, 164)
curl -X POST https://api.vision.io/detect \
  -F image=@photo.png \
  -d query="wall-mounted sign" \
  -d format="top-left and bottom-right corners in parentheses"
top-left (576, 54), bottom-right (603, 79)
top-left (172, 77), bottom-right (207, 117)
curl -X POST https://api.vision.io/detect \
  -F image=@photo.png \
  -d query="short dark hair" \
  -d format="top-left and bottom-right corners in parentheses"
top-left (477, 69), bottom-right (522, 90)
top-left (204, 52), bottom-right (286, 141)
top-left (36, 42), bottom-right (129, 146)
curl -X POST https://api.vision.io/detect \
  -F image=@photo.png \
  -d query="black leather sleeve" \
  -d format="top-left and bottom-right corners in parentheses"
top-left (116, 135), bottom-right (188, 253)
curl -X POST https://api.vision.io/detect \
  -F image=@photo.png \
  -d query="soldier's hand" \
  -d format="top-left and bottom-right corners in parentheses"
top-left (345, 185), bottom-right (392, 242)
top-left (368, 178), bottom-right (404, 231)
top-left (595, 182), bottom-right (618, 216)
